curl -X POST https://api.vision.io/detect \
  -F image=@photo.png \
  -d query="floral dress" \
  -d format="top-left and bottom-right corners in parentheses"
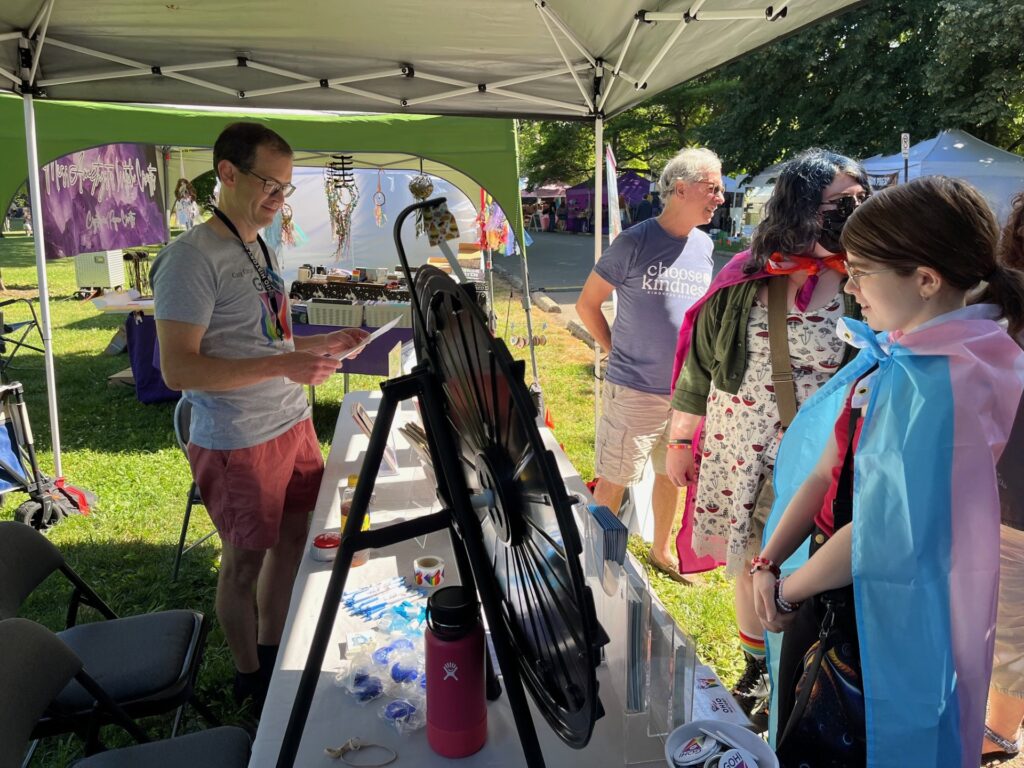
top-left (692, 292), bottom-right (847, 573)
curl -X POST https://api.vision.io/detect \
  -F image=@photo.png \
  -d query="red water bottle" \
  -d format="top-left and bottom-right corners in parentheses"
top-left (425, 585), bottom-right (487, 757)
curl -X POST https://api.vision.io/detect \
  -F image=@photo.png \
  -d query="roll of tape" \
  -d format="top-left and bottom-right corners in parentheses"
top-left (413, 555), bottom-right (445, 587)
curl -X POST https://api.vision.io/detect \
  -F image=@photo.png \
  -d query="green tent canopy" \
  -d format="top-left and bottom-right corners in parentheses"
top-left (0, 95), bottom-right (523, 245)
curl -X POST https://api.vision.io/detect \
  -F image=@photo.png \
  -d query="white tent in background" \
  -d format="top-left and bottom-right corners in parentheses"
top-left (861, 129), bottom-right (1024, 223)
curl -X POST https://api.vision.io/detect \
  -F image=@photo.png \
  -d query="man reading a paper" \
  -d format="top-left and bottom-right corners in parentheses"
top-left (152, 122), bottom-right (368, 712)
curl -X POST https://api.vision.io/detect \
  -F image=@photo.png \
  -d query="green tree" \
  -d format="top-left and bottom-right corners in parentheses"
top-left (696, 0), bottom-right (947, 174)
top-left (926, 0), bottom-right (1024, 150)
top-left (519, 76), bottom-right (733, 186)
top-left (519, 0), bottom-right (1024, 184)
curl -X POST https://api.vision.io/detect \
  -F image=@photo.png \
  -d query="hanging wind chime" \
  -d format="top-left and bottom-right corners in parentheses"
top-left (325, 154), bottom-right (359, 263)
top-left (408, 160), bottom-right (434, 237)
top-left (373, 169), bottom-right (388, 229)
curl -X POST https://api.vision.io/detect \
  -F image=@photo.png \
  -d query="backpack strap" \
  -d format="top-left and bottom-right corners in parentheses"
top-left (767, 276), bottom-right (798, 428)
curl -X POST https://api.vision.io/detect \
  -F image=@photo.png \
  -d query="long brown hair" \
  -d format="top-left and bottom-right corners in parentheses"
top-left (999, 191), bottom-right (1024, 270)
top-left (841, 176), bottom-right (1024, 340)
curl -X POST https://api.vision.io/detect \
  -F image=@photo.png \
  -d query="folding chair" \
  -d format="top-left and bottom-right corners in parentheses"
top-left (0, 298), bottom-right (44, 384)
top-left (0, 521), bottom-right (218, 750)
top-left (0, 617), bottom-right (250, 768)
top-left (171, 398), bottom-right (217, 580)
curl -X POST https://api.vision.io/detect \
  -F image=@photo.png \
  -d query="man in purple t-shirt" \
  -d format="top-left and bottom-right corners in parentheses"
top-left (576, 148), bottom-right (723, 580)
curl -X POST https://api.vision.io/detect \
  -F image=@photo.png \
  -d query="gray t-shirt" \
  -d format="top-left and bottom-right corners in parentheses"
top-left (594, 218), bottom-right (713, 395)
top-left (151, 223), bottom-right (309, 450)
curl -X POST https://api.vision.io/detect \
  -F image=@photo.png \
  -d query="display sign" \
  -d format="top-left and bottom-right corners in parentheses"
top-left (901, 132), bottom-right (911, 158)
top-left (868, 172), bottom-right (900, 191)
top-left (38, 143), bottom-right (168, 260)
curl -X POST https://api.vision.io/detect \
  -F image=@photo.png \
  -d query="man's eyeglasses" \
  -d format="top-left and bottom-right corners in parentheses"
top-left (845, 265), bottom-right (899, 288)
top-left (692, 179), bottom-right (726, 197)
top-left (242, 168), bottom-right (296, 198)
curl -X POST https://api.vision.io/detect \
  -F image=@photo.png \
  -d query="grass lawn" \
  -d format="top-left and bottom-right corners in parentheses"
top-left (0, 233), bottom-right (739, 765)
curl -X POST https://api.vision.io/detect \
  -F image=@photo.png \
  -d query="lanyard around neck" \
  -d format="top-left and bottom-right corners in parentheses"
top-left (212, 207), bottom-right (284, 338)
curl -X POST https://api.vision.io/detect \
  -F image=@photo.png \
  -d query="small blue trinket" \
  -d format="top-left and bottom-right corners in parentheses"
top-left (384, 699), bottom-right (417, 720)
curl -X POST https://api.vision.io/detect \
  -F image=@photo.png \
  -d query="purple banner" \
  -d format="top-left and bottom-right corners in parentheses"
top-left (39, 143), bottom-right (168, 260)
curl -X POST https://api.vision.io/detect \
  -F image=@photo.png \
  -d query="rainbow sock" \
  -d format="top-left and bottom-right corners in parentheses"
top-left (739, 629), bottom-right (766, 660)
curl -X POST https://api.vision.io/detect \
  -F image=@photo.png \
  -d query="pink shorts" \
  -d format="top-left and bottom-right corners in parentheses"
top-left (187, 419), bottom-right (324, 550)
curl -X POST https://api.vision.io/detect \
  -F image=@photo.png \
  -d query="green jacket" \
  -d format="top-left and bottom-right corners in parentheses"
top-left (670, 278), bottom-right (862, 415)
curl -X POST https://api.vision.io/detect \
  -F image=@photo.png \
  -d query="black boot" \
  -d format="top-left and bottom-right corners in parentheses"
top-left (731, 651), bottom-right (769, 732)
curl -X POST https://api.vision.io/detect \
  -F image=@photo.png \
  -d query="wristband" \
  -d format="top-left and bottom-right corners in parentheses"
top-left (667, 438), bottom-right (692, 446)
top-left (667, 443), bottom-right (692, 451)
top-left (749, 555), bottom-right (781, 578)
top-left (774, 576), bottom-right (802, 614)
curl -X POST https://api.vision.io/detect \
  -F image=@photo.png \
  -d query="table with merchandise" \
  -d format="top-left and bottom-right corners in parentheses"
top-left (249, 390), bottom-right (752, 768)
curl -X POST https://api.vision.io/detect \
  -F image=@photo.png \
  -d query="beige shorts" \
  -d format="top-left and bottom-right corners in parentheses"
top-left (992, 525), bottom-right (1024, 698)
top-left (594, 381), bottom-right (672, 486)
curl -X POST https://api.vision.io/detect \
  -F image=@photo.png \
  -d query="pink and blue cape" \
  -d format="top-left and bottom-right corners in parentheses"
top-left (764, 306), bottom-right (1024, 766)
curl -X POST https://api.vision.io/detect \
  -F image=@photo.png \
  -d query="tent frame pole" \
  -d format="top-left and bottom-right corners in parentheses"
top-left (592, 115), bottom-right (603, 427)
top-left (19, 61), bottom-right (63, 477)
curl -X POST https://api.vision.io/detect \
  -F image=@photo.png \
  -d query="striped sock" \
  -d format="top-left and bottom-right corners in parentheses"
top-left (739, 629), bottom-right (766, 660)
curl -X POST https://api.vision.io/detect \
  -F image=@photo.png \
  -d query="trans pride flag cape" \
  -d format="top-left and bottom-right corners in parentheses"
top-left (764, 305), bottom-right (1024, 767)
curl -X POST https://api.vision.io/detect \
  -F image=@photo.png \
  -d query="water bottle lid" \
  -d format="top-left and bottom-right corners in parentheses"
top-left (426, 586), bottom-right (479, 633)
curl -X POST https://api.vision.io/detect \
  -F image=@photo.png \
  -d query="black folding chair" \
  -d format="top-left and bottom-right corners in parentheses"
top-left (0, 617), bottom-right (250, 768)
top-left (171, 398), bottom-right (217, 580)
top-left (0, 521), bottom-right (219, 752)
top-left (0, 297), bottom-right (44, 383)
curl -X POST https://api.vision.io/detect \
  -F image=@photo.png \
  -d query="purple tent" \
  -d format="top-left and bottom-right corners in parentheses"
top-left (565, 169), bottom-right (653, 231)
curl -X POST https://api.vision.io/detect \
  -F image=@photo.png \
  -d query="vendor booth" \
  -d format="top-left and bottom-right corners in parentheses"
top-left (1, 2), bottom-right (865, 766)
top-left (0, 97), bottom-right (523, 403)
top-left (565, 169), bottom-right (653, 232)
top-left (860, 128), bottom-right (1024, 223)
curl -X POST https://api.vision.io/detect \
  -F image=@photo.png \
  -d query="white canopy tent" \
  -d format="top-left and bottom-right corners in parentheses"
top-left (861, 129), bottom-right (1024, 223)
top-left (0, 0), bottom-right (863, 487)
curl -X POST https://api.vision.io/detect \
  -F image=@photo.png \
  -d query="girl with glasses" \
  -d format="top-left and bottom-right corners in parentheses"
top-left (666, 148), bottom-right (869, 725)
top-left (755, 177), bottom-right (1024, 766)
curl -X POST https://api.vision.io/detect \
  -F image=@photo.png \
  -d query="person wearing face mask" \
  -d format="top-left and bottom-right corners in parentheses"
top-left (152, 122), bottom-right (369, 712)
top-left (754, 177), bottom-right (1024, 767)
top-left (665, 148), bottom-right (868, 725)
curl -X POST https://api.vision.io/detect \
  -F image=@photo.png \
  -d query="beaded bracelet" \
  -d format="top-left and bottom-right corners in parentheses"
top-left (774, 576), bottom-right (801, 614)
top-left (749, 555), bottom-right (781, 578)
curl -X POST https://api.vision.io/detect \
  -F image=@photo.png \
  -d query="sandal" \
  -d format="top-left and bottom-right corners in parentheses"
top-left (983, 725), bottom-right (1022, 765)
top-left (648, 553), bottom-right (698, 585)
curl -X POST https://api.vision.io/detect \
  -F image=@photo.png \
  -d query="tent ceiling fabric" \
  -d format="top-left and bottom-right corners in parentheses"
top-left (1, 0), bottom-right (863, 119)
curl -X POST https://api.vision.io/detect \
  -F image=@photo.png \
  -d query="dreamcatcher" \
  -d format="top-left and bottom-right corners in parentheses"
top-left (373, 169), bottom-right (388, 229)
top-left (325, 154), bottom-right (359, 262)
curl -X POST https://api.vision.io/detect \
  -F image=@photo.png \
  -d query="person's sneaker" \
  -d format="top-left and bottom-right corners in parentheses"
top-left (731, 652), bottom-right (769, 731)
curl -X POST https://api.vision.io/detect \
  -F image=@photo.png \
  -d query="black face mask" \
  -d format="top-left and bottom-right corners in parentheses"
top-left (818, 195), bottom-right (862, 254)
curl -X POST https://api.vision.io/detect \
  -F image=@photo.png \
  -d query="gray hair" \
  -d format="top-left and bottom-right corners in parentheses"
top-left (657, 147), bottom-right (722, 200)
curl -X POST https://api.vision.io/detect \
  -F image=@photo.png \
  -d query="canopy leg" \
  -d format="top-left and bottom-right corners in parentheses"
top-left (21, 88), bottom-right (63, 477)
